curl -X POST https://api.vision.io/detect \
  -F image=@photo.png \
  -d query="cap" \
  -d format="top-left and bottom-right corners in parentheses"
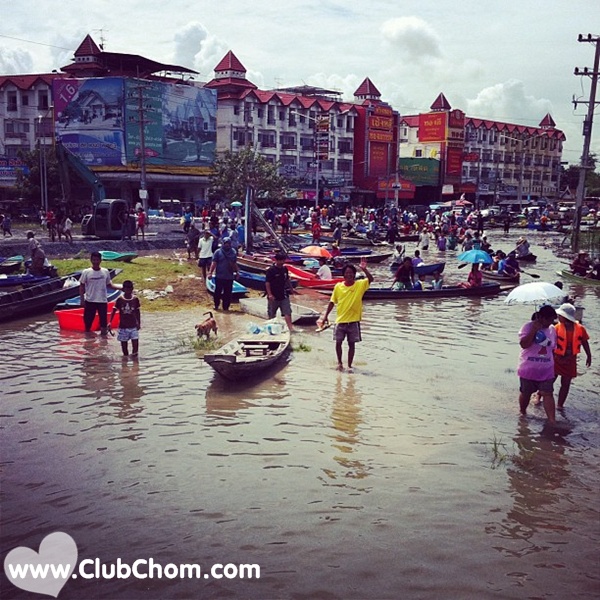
top-left (556, 303), bottom-right (577, 323)
top-left (222, 237), bottom-right (231, 244)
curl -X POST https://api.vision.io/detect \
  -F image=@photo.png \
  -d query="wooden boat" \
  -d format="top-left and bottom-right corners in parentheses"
top-left (0, 272), bottom-right (82, 323)
top-left (203, 322), bottom-right (291, 380)
top-left (354, 282), bottom-right (502, 300)
top-left (237, 255), bottom-right (272, 274)
top-left (205, 276), bottom-right (248, 297)
top-left (556, 269), bottom-right (600, 286)
top-left (0, 273), bottom-right (50, 288)
top-left (285, 264), bottom-right (345, 289)
top-left (239, 297), bottom-right (320, 324)
top-left (99, 250), bottom-right (138, 262)
top-left (237, 270), bottom-right (298, 292)
top-left (0, 268), bottom-right (122, 323)
top-left (0, 255), bottom-right (24, 274)
top-left (55, 287), bottom-right (122, 310)
top-left (482, 270), bottom-right (520, 284)
top-left (516, 253), bottom-right (537, 262)
top-left (389, 261), bottom-right (446, 275)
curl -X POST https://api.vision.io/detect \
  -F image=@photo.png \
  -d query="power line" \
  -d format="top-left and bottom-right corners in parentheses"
top-left (0, 34), bottom-right (73, 52)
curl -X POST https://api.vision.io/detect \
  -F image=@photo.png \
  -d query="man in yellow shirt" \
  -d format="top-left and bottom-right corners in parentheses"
top-left (321, 258), bottom-right (373, 373)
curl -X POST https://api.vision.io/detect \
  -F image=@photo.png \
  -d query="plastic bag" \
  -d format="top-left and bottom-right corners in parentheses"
top-left (63, 276), bottom-right (79, 288)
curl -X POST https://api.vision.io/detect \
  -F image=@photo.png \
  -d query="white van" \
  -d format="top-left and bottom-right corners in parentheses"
top-left (159, 199), bottom-right (183, 216)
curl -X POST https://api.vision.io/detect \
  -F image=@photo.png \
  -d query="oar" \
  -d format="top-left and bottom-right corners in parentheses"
top-left (521, 270), bottom-right (540, 279)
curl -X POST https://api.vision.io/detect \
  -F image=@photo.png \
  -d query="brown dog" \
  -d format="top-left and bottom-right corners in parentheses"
top-left (195, 311), bottom-right (218, 339)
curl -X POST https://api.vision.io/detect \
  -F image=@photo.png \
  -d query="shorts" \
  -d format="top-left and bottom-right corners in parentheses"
top-left (334, 321), bottom-right (362, 343)
top-left (117, 327), bottom-right (139, 342)
top-left (198, 257), bottom-right (212, 268)
top-left (554, 354), bottom-right (577, 378)
top-left (268, 296), bottom-right (291, 318)
top-left (519, 377), bottom-right (554, 397)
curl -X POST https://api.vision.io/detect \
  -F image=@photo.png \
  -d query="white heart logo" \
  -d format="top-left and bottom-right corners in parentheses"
top-left (4, 532), bottom-right (78, 598)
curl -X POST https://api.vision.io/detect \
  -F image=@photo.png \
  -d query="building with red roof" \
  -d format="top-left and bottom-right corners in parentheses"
top-left (399, 93), bottom-right (565, 206)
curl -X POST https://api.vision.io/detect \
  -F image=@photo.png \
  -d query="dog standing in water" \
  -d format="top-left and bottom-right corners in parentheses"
top-left (195, 311), bottom-right (218, 339)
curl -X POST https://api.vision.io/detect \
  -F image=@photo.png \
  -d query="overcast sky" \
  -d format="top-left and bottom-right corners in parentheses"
top-left (1, 0), bottom-right (598, 166)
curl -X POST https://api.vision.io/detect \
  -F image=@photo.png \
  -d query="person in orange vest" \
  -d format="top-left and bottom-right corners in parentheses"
top-left (553, 303), bottom-right (592, 409)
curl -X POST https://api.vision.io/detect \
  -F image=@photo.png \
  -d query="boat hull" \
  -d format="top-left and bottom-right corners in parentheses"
top-left (360, 282), bottom-right (501, 300)
top-left (239, 297), bottom-right (320, 324)
top-left (390, 261), bottom-right (446, 275)
top-left (557, 269), bottom-right (600, 286)
top-left (203, 327), bottom-right (291, 380)
top-left (205, 277), bottom-right (248, 297)
top-left (99, 251), bottom-right (138, 262)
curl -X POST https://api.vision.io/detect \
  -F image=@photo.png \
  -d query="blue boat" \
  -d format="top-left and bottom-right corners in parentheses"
top-left (0, 273), bottom-right (50, 288)
top-left (0, 255), bottom-right (24, 274)
top-left (54, 287), bottom-right (122, 310)
top-left (389, 261), bottom-right (446, 276)
top-left (205, 277), bottom-right (248, 298)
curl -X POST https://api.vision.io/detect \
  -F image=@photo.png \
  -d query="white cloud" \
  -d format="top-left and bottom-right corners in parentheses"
top-left (466, 80), bottom-right (553, 126)
top-left (380, 16), bottom-right (442, 62)
top-left (0, 47), bottom-right (33, 74)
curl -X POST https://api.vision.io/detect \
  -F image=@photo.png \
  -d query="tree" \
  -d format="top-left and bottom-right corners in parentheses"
top-left (14, 146), bottom-right (62, 208)
top-left (562, 154), bottom-right (598, 196)
top-left (209, 147), bottom-right (288, 206)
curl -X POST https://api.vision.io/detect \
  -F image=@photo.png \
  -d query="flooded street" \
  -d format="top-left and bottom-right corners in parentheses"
top-left (1, 230), bottom-right (599, 599)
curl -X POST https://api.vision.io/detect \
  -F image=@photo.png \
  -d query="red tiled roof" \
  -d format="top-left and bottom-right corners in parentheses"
top-left (0, 73), bottom-right (65, 90)
top-left (204, 77), bottom-right (257, 91)
top-left (539, 113), bottom-right (556, 128)
top-left (430, 93), bottom-right (451, 111)
top-left (465, 117), bottom-right (565, 140)
top-left (74, 34), bottom-right (102, 57)
top-left (354, 78), bottom-right (381, 97)
top-left (214, 51), bottom-right (246, 73)
top-left (400, 115), bottom-right (419, 127)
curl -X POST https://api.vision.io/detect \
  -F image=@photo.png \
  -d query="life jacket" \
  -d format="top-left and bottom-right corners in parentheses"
top-left (554, 322), bottom-right (585, 356)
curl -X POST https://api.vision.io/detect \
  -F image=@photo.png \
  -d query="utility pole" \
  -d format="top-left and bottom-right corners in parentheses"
top-left (572, 33), bottom-right (600, 252)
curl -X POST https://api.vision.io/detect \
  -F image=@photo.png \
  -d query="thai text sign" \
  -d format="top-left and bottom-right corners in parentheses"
top-left (419, 112), bottom-right (447, 142)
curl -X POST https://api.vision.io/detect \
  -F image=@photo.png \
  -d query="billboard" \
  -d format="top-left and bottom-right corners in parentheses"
top-left (399, 158), bottom-right (440, 186)
top-left (418, 112), bottom-right (447, 142)
top-left (53, 77), bottom-right (217, 174)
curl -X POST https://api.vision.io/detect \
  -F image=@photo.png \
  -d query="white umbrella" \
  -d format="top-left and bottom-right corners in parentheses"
top-left (504, 281), bottom-right (565, 305)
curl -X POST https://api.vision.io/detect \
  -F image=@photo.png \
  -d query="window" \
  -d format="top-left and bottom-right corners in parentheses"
top-left (415, 149), bottom-right (423, 158)
top-left (21, 93), bottom-right (29, 106)
top-left (338, 160), bottom-right (352, 173)
top-left (233, 104), bottom-right (240, 116)
top-left (280, 135), bottom-right (296, 149)
top-left (338, 139), bottom-right (353, 154)
top-left (7, 92), bottom-right (17, 112)
top-left (257, 107), bottom-right (264, 119)
top-left (37, 91), bottom-right (49, 110)
top-left (300, 136), bottom-right (314, 150)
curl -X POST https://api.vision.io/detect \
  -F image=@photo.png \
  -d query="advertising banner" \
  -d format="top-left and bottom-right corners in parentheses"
top-left (446, 147), bottom-right (463, 177)
top-left (369, 142), bottom-right (389, 176)
top-left (53, 77), bottom-right (126, 166)
top-left (53, 77), bottom-right (217, 173)
top-left (124, 80), bottom-right (217, 170)
top-left (0, 156), bottom-right (29, 183)
top-left (418, 112), bottom-right (447, 143)
top-left (399, 158), bottom-right (439, 186)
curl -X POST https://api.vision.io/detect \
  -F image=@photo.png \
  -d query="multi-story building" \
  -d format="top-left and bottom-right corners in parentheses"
top-left (0, 35), bottom-right (212, 211)
top-left (399, 94), bottom-right (566, 207)
top-left (205, 52), bottom-right (403, 206)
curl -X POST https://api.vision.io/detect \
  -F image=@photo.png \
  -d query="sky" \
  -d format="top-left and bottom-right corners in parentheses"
top-left (1, 0), bottom-right (598, 167)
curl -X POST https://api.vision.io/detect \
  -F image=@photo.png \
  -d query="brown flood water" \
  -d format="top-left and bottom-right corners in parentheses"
top-left (1, 230), bottom-right (599, 599)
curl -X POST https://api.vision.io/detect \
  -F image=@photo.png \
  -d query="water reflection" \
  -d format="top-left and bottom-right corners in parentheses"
top-left (488, 420), bottom-right (572, 559)
top-left (114, 358), bottom-right (144, 420)
top-left (325, 373), bottom-right (368, 480)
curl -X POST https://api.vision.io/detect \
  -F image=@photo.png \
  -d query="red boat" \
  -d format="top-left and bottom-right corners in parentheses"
top-left (285, 264), bottom-right (345, 289)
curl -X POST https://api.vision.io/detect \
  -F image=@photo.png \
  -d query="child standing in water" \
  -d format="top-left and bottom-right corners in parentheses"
top-left (109, 280), bottom-right (141, 356)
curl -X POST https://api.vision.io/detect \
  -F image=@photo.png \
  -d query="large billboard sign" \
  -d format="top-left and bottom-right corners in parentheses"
top-left (418, 112), bottom-right (447, 143)
top-left (53, 77), bottom-right (217, 174)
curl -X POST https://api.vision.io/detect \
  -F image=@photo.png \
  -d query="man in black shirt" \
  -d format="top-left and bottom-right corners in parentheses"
top-left (265, 252), bottom-right (297, 331)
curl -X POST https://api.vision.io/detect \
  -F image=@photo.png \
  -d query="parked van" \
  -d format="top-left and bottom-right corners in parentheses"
top-left (159, 199), bottom-right (183, 216)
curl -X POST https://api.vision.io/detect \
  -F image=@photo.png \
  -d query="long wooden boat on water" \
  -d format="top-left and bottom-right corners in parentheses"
top-left (389, 261), bottom-right (446, 276)
top-left (482, 270), bottom-right (521, 284)
top-left (556, 269), bottom-right (600, 286)
top-left (0, 255), bottom-right (24, 274)
top-left (324, 282), bottom-right (502, 300)
top-left (0, 268), bottom-right (122, 323)
top-left (0, 273), bottom-right (51, 288)
top-left (516, 253), bottom-right (537, 263)
top-left (0, 272), bottom-right (82, 322)
top-left (239, 297), bottom-right (320, 324)
top-left (285, 264), bottom-right (345, 289)
top-left (205, 276), bottom-right (248, 298)
top-left (203, 321), bottom-right (291, 380)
